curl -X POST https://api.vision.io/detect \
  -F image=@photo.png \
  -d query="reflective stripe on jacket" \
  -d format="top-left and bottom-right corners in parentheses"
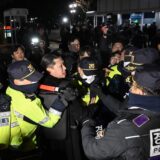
top-left (78, 81), bottom-right (99, 106)
top-left (6, 87), bottom-right (61, 148)
top-left (10, 105), bottom-right (22, 148)
top-left (0, 111), bottom-right (11, 149)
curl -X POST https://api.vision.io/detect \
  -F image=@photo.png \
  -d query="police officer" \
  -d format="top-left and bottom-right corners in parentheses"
top-left (76, 57), bottom-right (114, 129)
top-left (81, 64), bottom-right (160, 160)
top-left (6, 60), bottom-right (67, 151)
top-left (95, 47), bottom-right (160, 114)
top-left (0, 80), bottom-right (12, 160)
top-left (0, 82), bottom-right (11, 150)
top-left (76, 57), bottom-right (100, 106)
top-left (105, 47), bottom-right (160, 101)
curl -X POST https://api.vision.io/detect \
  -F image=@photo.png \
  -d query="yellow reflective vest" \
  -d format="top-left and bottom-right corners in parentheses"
top-left (10, 106), bottom-right (22, 149)
top-left (6, 87), bottom-right (61, 149)
top-left (0, 94), bottom-right (22, 150)
top-left (106, 65), bottom-right (122, 86)
top-left (0, 110), bottom-right (11, 149)
top-left (78, 81), bottom-right (99, 106)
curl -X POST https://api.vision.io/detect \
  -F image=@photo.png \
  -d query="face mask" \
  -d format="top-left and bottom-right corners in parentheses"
top-left (10, 80), bottom-right (39, 94)
top-left (123, 62), bottom-right (130, 67)
top-left (81, 74), bottom-right (96, 84)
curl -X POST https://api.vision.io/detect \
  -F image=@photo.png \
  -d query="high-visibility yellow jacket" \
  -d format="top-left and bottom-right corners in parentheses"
top-left (0, 109), bottom-right (11, 149)
top-left (0, 94), bottom-right (22, 150)
top-left (6, 86), bottom-right (61, 149)
top-left (106, 65), bottom-right (122, 86)
top-left (78, 81), bottom-right (99, 106)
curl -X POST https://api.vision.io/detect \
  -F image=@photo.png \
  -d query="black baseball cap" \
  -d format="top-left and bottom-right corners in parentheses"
top-left (7, 60), bottom-right (43, 82)
top-left (134, 64), bottom-right (160, 91)
top-left (124, 48), bottom-right (160, 71)
top-left (78, 57), bottom-right (98, 76)
top-left (134, 48), bottom-right (160, 65)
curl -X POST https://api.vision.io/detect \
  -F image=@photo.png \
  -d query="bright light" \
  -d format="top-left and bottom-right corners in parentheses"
top-left (86, 11), bottom-right (95, 14)
top-left (73, 3), bottom-right (77, 8)
top-left (69, 3), bottom-right (77, 8)
top-left (62, 17), bottom-right (69, 23)
top-left (31, 37), bottom-right (39, 45)
top-left (70, 9), bottom-right (76, 13)
top-left (107, 15), bottom-right (111, 19)
top-left (69, 4), bottom-right (73, 8)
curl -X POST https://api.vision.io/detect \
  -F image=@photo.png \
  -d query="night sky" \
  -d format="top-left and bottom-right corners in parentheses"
top-left (0, 0), bottom-right (71, 22)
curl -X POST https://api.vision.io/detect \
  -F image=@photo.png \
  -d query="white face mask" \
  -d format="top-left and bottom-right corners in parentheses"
top-left (81, 74), bottom-right (96, 84)
top-left (123, 62), bottom-right (130, 67)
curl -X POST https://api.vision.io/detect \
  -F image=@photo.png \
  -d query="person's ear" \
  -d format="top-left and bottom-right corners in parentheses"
top-left (78, 67), bottom-right (84, 76)
top-left (46, 66), bottom-right (52, 73)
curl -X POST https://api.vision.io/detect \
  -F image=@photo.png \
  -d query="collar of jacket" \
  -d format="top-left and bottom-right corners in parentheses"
top-left (128, 92), bottom-right (160, 113)
top-left (41, 74), bottom-right (64, 87)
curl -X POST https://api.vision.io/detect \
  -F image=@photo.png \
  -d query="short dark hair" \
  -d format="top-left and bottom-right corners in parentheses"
top-left (41, 52), bottom-right (62, 69)
top-left (68, 35), bottom-right (79, 45)
top-left (112, 39), bottom-right (124, 47)
top-left (11, 44), bottom-right (25, 54)
top-left (79, 45), bottom-right (92, 57)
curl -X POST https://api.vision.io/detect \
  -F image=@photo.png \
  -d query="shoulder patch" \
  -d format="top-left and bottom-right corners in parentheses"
top-left (132, 114), bottom-right (149, 127)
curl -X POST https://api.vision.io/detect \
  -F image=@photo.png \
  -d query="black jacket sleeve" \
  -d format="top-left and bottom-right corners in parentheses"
top-left (81, 120), bottom-right (126, 160)
top-left (93, 86), bottom-right (128, 115)
top-left (102, 94), bottom-right (128, 115)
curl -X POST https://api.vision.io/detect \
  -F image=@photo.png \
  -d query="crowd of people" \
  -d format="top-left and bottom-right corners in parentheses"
top-left (0, 21), bottom-right (160, 160)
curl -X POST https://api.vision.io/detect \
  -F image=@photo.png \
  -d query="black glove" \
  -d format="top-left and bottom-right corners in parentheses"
top-left (79, 104), bottom-right (98, 127)
top-left (59, 87), bottom-right (78, 101)
top-left (51, 98), bottom-right (67, 113)
top-left (78, 107), bottom-right (91, 126)
top-left (90, 84), bottom-right (105, 98)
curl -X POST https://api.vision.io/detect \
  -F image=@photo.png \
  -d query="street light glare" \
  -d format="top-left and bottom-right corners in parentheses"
top-left (69, 4), bottom-right (73, 8)
top-left (62, 17), bottom-right (68, 23)
top-left (73, 3), bottom-right (77, 8)
top-left (86, 11), bottom-right (95, 14)
top-left (69, 3), bottom-right (77, 9)
top-left (70, 9), bottom-right (76, 13)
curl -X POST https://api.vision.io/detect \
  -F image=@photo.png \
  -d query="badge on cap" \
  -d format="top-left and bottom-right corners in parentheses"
top-left (89, 63), bottom-right (95, 70)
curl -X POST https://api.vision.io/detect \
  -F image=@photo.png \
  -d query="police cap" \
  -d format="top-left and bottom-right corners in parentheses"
top-left (7, 60), bottom-right (43, 82)
top-left (134, 48), bottom-right (160, 65)
top-left (124, 48), bottom-right (160, 71)
top-left (78, 57), bottom-right (98, 76)
top-left (134, 64), bottom-right (160, 91)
